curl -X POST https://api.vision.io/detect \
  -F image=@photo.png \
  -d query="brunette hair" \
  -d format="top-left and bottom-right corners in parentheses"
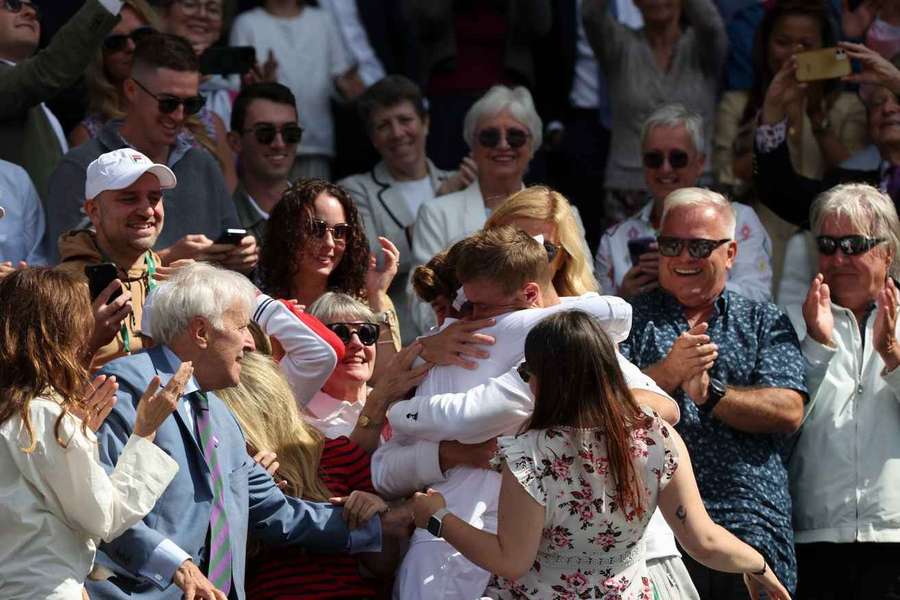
top-left (524, 311), bottom-right (652, 516)
top-left (357, 75), bottom-right (427, 133)
top-left (454, 226), bottom-right (552, 295)
top-left (258, 179), bottom-right (369, 300)
top-left (485, 186), bottom-right (599, 296)
top-left (411, 241), bottom-right (463, 305)
top-left (0, 269), bottom-right (94, 451)
top-left (741, 0), bottom-right (838, 126)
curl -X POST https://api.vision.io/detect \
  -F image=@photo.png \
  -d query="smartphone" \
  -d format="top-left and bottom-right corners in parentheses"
top-left (795, 47), bottom-right (851, 82)
top-left (627, 237), bottom-right (656, 266)
top-left (216, 228), bottom-right (248, 245)
top-left (199, 46), bottom-right (256, 76)
top-left (85, 263), bottom-right (122, 303)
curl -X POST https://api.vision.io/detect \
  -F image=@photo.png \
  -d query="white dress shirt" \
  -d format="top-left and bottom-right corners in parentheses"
top-left (0, 397), bottom-right (178, 599)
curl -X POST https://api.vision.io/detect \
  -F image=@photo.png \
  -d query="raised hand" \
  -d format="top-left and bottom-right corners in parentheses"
top-left (874, 278), bottom-right (900, 371)
top-left (762, 58), bottom-right (807, 125)
top-left (133, 361), bottom-right (193, 441)
top-left (365, 237), bottom-right (400, 307)
top-left (86, 280), bottom-right (133, 357)
top-left (437, 156), bottom-right (478, 196)
top-left (802, 273), bottom-right (834, 346)
top-left (74, 375), bottom-right (119, 432)
top-left (369, 342), bottom-right (432, 404)
top-left (839, 40), bottom-right (900, 93)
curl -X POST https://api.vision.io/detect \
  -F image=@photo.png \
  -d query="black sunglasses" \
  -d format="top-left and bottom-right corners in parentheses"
top-left (517, 361), bottom-right (532, 383)
top-left (643, 149), bottom-right (690, 170)
top-left (308, 218), bottom-right (349, 241)
top-left (816, 235), bottom-right (885, 256)
top-left (244, 123), bottom-right (303, 145)
top-left (1, 0), bottom-right (39, 19)
top-left (476, 127), bottom-right (530, 149)
top-left (328, 322), bottom-right (380, 346)
top-left (132, 78), bottom-right (206, 116)
top-left (543, 240), bottom-right (559, 262)
top-left (657, 236), bottom-right (731, 259)
top-left (103, 27), bottom-right (156, 52)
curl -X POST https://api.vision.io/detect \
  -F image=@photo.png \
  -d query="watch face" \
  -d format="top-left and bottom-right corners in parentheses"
top-left (426, 515), bottom-right (442, 537)
top-left (358, 415), bottom-right (370, 428)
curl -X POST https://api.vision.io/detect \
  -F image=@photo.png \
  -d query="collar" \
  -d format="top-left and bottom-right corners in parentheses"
top-left (235, 182), bottom-right (270, 221)
top-left (306, 389), bottom-right (360, 420)
top-left (159, 345), bottom-right (201, 395)
top-left (373, 158), bottom-right (443, 189)
top-left (654, 287), bottom-right (729, 321)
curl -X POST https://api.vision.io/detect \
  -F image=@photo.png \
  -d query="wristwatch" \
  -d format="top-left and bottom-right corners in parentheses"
top-left (427, 508), bottom-right (450, 537)
top-left (702, 378), bottom-right (727, 414)
top-left (357, 414), bottom-right (383, 429)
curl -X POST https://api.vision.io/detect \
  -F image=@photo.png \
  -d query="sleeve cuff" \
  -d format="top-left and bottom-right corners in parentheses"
top-left (348, 515), bottom-right (382, 554)
top-left (755, 117), bottom-right (787, 154)
top-left (95, 0), bottom-right (124, 14)
top-left (801, 334), bottom-right (837, 367)
top-left (417, 440), bottom-right (446, 483)
top-left (138, 539), bottom-right (190, 589)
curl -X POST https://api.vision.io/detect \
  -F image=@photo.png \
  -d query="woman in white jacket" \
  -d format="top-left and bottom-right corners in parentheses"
top-left (0, 269), bottom-right (190, 600)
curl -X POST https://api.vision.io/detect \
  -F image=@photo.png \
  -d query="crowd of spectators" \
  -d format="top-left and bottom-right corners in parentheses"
top-left (1, 0), bottom-right (900, 599)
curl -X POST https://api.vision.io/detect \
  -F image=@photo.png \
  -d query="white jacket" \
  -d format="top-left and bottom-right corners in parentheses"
top-left (786, 301), bottom-right (900, 543)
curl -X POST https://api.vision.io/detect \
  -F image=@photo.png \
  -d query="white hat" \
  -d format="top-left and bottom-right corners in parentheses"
top-left (85, 148), bottom-right (177, 200)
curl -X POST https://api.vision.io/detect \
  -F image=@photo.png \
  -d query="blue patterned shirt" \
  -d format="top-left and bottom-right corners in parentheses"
top-left (620, 289), bottom-right (807, 592)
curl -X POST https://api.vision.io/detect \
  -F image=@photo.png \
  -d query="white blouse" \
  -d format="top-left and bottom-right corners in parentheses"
top-left (0, 398), bottom-right (178, 599)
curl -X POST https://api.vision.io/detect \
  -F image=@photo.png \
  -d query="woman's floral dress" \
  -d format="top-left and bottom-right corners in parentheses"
top-left (486, 411), bottom-right (679, 600)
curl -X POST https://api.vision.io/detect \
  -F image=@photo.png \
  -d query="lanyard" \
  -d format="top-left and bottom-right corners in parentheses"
top-left (120, 252), bottom-right (157, 354)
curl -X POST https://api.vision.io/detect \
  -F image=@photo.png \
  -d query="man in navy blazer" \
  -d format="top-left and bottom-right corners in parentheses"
top-left (87, 263), bottom-right (382, 599)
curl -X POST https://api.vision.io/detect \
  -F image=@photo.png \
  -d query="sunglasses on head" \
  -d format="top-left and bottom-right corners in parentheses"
top-left (1, 0), bottom-right (39, 18)
top-left (103, 27), bottom-right (156, 52)
top-left (244, 122), bottom-right (303, 145)
top-left (816, 235), bottom-right (885, 256)
top-left (517, 361), bottom-right (532, 383)
top-left (643, 149), bottom-right (690, 170)
top-left (327, 322), bottom-right (380, 346)
top-left (132, 78), bottom-right (206, 116)
top-left (657, 236), bottom-right (731, 259)
top-left (476, 127), bottom-right (530, 149)
top-left (308, 218), bottom-right (349, 241)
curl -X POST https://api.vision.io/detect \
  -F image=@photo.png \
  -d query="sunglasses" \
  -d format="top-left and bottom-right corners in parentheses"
top-left (657, 236), bottom-right (731, 259)
top-left (327, 322), bottom-right (380, 346)
top-left (543, 240), bottom-right (559, 262)
top-left (517, 361), bottom-right (532, 383)
top-left (642, 149), bottom-right (690, 170)
top-left (132, 78), bottom-right (206, 116)
top-left (816, 235), bottom-right (885, 256)
top-left (244, 123), bottom-right (303, 145)
top-left (476, 127), bottom-right (530, 149)
top-left (103, 27), bottom-right (156, 52)
top-left (0, 0), bottom-right (39, 18)
top-left (308, 218), bottom-right (349, 241)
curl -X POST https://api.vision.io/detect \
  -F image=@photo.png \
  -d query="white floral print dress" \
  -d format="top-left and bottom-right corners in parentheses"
top-left (486, 411), bottom-right (679, 600)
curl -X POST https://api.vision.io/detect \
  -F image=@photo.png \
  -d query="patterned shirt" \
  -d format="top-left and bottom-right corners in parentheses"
top-left (619, 289), bottom-right (807, 593)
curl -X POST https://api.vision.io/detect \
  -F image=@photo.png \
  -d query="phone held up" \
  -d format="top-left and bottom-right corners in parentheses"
top-left (85, 263), bottom-right (122, 304)
top-left (794, 47), bottom-right (851, 82)
top-left (627, 237), bottom-right (656, 266)
top-left (216, 228), bottom-right (248, 246)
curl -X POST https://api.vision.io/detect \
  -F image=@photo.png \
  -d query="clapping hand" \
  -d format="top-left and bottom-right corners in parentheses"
top-left (437, 156), bottom-right (478, 196)
top-left (73, 375), bottom-right (119, 432)
top-left (802, 274), bottom-right (834, 347)
top-left (660, 323), bottom-right (718, 389)
top-left (365, 237), bottom-right (400, 305)
top-left (874, 278), bottom-right (900, 371)
top-left (133, 361), bottom-right (193, 441)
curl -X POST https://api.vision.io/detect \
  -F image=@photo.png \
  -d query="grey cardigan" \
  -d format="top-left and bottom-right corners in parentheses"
top-left (582, 0), bottom-right (727, 190)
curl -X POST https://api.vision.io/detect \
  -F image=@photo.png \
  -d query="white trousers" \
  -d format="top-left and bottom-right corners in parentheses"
top-left (393, 538), bottom-right (491, 600)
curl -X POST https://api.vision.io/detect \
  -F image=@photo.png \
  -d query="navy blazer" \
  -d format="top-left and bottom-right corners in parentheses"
top-left (87, 346), bottom-right (376, 599)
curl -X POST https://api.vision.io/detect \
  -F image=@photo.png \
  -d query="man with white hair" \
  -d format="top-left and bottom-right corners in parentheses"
top-left (785, 183), bottom-right (900, 598)
top-left (595, 104), bottom-right (772, 302)
top-left (620, 187), bottom-right (808, 598)
top-left (88, 262), bottom-right (383, 600)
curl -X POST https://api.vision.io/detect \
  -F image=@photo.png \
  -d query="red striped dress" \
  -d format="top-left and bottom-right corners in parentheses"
top-left (245, 436), bottom-right (379, 599)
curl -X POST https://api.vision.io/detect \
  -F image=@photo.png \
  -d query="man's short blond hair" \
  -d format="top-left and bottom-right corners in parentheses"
top-left (454, 225), bottom-right (552, 294)
top-left (661, 187), bottom-right (737, 238)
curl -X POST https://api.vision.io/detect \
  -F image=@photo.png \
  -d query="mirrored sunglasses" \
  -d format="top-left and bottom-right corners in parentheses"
top-left (327, 322), bottom-right (380, 346)
top-left (308, 218), bottom-right (349, 241)
top-left (657, 236), bottom-right (731, 259)
top-left (642, 149), bottom-right (690, 170)
top-left (476, 127), bottom-right (530, 149)
top-left (103, 27), bottom-right (156, 52)
top-left (816, 235), bottom-right (885, 256)
top-left (1, 0), bottom-right (39, 18)
top-left (245, 123), bottom-right (303, 145)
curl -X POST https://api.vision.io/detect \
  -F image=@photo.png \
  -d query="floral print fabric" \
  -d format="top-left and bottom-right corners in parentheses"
top-left (486, 412), bottom-right (679, 600)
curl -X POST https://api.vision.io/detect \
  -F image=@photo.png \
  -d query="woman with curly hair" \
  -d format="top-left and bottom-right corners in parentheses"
top-left (0, 268), bottom-right (188, 599)
top-left (485, 186), bottom-right (598, 296)
top-left (259, 178), bottom-right (402, 370)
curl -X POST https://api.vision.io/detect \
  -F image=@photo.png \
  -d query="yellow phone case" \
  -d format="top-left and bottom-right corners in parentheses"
top-left (795, 48), bottom-right (851, 82)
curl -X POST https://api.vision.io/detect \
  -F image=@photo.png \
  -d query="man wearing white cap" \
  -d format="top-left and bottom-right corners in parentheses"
top-left (57, 148), bottom-right (178, 369)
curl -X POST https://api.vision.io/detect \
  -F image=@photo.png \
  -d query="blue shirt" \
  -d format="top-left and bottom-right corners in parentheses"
top-left (620, 289), bottom-right (807, 592)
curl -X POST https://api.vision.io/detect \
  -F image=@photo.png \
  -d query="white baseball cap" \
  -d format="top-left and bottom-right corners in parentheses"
top-left (85, 148), bottom-right (177, 201)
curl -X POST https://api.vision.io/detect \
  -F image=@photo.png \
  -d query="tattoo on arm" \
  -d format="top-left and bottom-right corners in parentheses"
top-left (676, 505), bottom-right (687, 526)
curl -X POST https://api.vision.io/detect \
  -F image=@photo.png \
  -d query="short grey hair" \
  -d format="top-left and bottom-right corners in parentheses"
top-left (462, 85), bottom-right (543, 156)
top-left (149, 262), bottom-right (257, 345)
top-left (661, 187), bottom-right (736, 238)
top-left (641, 104), bottom-right (705, 155)
top-left (307, 292), bottom-right (376, 324)
top-left (810, 183), bottom-right (900, 278)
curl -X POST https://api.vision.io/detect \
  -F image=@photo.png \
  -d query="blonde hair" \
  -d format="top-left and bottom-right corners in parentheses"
top-left (486, 186), bottom-right (599, 296)
top-left (215, 352), bottom-right (332, 501)
top-left (454, 225), bottom-right (552, 294)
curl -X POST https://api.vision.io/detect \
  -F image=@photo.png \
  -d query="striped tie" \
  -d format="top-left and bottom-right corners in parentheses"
top-left (190, 391), bottom-right (232, 596)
